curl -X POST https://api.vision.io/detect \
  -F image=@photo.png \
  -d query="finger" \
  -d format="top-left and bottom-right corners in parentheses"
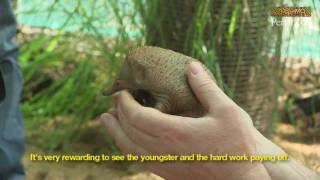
top-left (116, 106), bottom-right (159, 151)
top-left (108, 108), bottom-right (118, 119)
top-left (115, 90), bottom-right (184, 136)
top-left (100, 113), bottom-right (147, 155)
top-left (187, 62), bottom-right (233, 113)
top-left (144, 163), bottom-right (176, 179)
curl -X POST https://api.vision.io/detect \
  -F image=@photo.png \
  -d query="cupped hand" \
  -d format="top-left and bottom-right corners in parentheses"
top-left (100, 62), bottom-right (270, 180)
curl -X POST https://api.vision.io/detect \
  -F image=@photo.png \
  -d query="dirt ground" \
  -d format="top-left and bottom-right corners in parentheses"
top-left (23, 123), bottom-right (320, 180)
top-left (272, 124), bottom-right (320, 173)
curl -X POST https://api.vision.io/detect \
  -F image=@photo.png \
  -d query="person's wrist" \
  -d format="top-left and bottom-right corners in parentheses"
top-left (252, 128), bottom-right (285, 156)
top-left (224, 125), bottom-right (272, 179)
top-left (231, 128), bottom-right (272, 180)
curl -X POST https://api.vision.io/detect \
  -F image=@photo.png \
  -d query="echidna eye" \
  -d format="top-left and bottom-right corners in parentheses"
top-left (132, 89), bottom-right (156, 107)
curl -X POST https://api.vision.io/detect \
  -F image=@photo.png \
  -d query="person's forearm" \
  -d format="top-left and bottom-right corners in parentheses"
top-left (254, 129), bottom-right (319, 180)
top-left (264, 158), bottom-right (318, 180)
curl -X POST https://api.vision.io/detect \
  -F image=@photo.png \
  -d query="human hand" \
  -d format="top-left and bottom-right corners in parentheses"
top-left (100, 62), bottom-right (270, 180)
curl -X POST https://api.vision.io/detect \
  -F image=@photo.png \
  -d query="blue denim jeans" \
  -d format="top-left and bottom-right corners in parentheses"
top-left (0, 0), bottom-right (25, 179)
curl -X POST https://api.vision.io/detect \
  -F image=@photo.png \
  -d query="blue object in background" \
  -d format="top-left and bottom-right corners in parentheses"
top-left (0, 0), bottom-right (25, 179)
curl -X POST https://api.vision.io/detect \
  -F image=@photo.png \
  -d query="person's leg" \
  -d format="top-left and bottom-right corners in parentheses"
top-left (0, 0), bottom-right (25, 179)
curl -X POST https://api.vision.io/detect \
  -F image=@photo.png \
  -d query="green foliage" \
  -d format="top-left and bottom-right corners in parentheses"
top-left (283, 97), bottom-right (297, 125)
top-left (19, 31), bottom-right (137, 149)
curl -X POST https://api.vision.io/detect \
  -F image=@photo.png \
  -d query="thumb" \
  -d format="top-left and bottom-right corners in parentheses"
top-left (187, 62), bottom-right (232, 113)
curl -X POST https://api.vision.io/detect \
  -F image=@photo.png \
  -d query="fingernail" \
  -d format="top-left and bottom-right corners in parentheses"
top-left (190, 62), bottom-right (203, 75)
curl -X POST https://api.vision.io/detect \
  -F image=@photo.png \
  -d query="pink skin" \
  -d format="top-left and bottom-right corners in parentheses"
top-left (100, 62), bottom-right (319, 180)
